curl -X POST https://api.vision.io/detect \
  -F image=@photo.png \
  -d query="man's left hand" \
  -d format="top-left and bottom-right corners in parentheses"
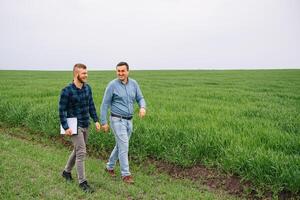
top-left (95, 122), bottom-right (101, 132)
top-left (139, 108), bottom-right (146, 118)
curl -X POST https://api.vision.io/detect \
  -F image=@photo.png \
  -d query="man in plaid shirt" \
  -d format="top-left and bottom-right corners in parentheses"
top-left (59, 63), bottom-right (101, 193)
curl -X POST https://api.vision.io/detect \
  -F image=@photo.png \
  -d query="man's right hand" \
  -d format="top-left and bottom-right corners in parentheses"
top-left (101, 124), bottom-right (110, 133)
top-left (65, 128), bottom-right (72, 136)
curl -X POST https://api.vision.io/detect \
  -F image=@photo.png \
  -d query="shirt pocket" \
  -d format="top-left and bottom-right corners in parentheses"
top-left (82, 90), bottom-right (89, 105)
top-left (129, 91), bottom-right (136, 101)
top-left (113, 90), bottom-right (123, 100)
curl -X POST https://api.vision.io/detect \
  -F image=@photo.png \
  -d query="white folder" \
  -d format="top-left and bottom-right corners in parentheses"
top-left (60, 118), bottom-right (78, 135)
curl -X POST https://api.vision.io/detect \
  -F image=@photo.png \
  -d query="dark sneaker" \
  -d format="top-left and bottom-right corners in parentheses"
top-left (79, 181), bottom-right (94, 193)
top-left (105, 168), bottom-right (116, 177)
top-left (62, 170), bottom-right (73, 182)
top-left (122, 175), bottom-right (134, 184)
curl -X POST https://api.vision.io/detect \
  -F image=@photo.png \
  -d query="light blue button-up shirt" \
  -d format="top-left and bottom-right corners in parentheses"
top-left (100, 78), bottom-right (146, 125)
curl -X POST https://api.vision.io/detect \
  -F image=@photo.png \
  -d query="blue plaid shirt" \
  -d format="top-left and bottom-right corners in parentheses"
top-left (59, 82), bottom-right (99, 130)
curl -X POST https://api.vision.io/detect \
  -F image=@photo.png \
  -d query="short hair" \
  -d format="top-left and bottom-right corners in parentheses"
top-left (73, 63), bottom-right (87, 75)
top-left (73, 63), bottom-right (87, 71)
top-left (116, 62), bottom-right (129, 71)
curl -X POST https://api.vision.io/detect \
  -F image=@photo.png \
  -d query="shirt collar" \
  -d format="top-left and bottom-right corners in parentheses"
top-left (118, 78), bottom-right (130, 85)
top-left (71, 82), bottom-right (86, 90)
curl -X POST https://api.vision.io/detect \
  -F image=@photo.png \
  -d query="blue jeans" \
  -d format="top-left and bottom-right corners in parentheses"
top-left (107, 116), bottom-right (133, 177)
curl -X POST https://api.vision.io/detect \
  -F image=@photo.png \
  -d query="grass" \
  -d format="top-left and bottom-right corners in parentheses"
top-left (0, 127), bottom-right (234, 200)
top-left (0, 69), bottom-right (299, 194)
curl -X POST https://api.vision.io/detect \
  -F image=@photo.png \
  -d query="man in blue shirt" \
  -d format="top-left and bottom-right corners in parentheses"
top-left (100, 62), bottom-right (146, 184)
top-left (59, 63), bottom-right (101, 193)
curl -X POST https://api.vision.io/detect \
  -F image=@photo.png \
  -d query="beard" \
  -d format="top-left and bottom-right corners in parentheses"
top-left (77, 74), bottom-right (86, 83)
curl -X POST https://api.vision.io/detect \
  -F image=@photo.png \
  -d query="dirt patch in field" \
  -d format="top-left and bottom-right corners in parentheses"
top-left (145, 159), bottom-right (299, 200)
top-left (146, 159), bottom-right (251, 197)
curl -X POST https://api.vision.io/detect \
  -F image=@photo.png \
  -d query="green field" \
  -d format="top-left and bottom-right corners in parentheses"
top-left (0, 70), bottom-right (299, 195)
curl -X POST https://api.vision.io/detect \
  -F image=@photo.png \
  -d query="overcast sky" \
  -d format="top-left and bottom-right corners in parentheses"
top-left (0, 0), bottom-right (299, 70)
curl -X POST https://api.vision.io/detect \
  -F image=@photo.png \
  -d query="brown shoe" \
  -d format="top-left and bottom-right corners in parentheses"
top-left (105, 168), bottom-right (116, 177)
top-left (122, 175), bottom-right (134, 184)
